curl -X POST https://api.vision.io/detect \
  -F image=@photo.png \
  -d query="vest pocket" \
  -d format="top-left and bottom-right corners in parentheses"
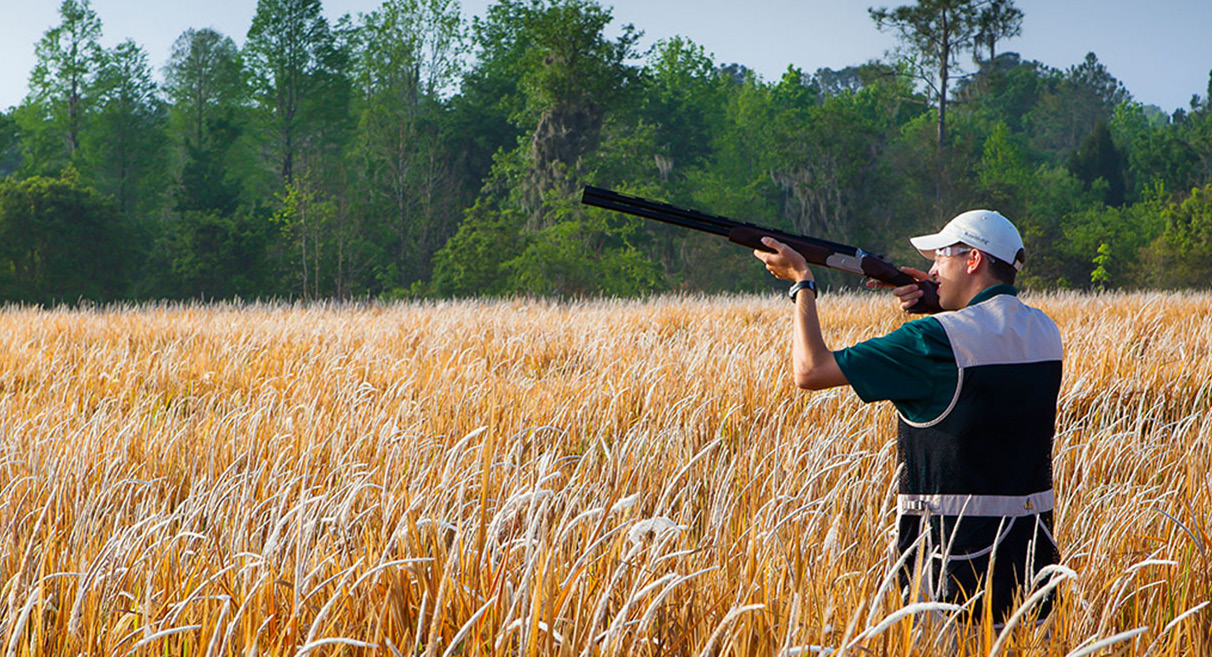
top-left (901, 512), bottom-right (1060, 625)
top-left (935, 516), bottom-right (1017, 561)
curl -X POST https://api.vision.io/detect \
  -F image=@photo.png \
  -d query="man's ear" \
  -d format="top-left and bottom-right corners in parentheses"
top-left (966, 249), bottom-right (984, 275)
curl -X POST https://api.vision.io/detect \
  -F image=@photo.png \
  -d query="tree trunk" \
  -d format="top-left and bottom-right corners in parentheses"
top-left (936, 7), bottom-right (950, 213)
top-left (68, 63), bottom-right (81, 155)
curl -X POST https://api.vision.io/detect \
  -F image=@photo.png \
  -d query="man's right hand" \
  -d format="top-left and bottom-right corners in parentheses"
top-left (866, 267), bottom-right (934, 312)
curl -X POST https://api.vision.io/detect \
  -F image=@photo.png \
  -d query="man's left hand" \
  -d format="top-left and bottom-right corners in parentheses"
top-left (866, 266), bottom-right (934, 312)
top-left (753, 237), bottom-right (812, 282)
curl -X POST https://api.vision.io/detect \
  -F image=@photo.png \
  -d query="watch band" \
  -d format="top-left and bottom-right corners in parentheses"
top-left (788, 279), bottom-right (817, 301)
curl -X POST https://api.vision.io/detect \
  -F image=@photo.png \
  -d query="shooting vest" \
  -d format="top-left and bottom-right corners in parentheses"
top-left (895, 293), bottom-right (1063, 558)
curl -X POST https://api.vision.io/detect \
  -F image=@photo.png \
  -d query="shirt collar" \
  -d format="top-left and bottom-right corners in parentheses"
top-left (966, 284), bottom-right (1018, 307)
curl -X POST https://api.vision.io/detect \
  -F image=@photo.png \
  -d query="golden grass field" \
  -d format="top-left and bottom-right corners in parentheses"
top-left (0, 291), bottom-right (1209, 656)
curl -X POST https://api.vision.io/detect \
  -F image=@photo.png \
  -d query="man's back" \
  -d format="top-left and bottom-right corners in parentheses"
top-left (900, 292), bottom-right (1063, 498)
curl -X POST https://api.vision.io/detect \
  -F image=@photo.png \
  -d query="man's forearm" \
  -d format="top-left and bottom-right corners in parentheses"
top-left (750, 236), bottom-right (849, 389)
top-left (791, 292), bottom-right (848, 390)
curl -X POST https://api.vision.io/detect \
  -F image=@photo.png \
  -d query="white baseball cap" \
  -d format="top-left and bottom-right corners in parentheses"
top-left (909, 209), bottom-right (1025, 270)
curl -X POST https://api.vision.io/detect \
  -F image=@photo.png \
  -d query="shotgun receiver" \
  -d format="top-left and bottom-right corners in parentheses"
top-left (581, 185), bottom-right (941, 313)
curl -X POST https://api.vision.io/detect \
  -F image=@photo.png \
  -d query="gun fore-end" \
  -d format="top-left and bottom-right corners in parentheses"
top-left (727, 227), bottom-right (838, 268)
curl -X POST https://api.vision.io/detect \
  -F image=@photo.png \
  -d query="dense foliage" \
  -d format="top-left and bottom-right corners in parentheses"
top-left (2, 0), bottom-right (1210, 303)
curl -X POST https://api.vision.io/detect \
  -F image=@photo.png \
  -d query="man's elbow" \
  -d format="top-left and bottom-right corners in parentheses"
top-left (793, 359), bottom-right (847, 390)
top-left (793, 367), bottom-right (832, 390)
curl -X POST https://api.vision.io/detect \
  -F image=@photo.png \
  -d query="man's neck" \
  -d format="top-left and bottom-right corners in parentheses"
top-left (956, 274), bottom-right (1003, 308)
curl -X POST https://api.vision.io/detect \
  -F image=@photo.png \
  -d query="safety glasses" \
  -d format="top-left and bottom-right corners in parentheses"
top-left (934, 245), bottom-right (974, 260)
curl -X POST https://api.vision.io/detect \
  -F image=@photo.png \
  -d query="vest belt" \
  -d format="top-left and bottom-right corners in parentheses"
top-left (898, 490), bottom-right (1054, 517)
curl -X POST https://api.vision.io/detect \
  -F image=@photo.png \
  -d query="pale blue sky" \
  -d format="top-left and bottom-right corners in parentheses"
top-left (3, 0), bottom-right (1210, 114)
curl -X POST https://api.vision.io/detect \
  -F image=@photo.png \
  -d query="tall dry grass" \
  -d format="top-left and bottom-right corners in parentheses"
top-left (0, 291), bottom-right (1208, 656)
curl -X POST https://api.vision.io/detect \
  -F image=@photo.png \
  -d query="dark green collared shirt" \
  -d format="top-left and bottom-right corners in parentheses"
top-left (834, 285), bottom-right (1017, 423)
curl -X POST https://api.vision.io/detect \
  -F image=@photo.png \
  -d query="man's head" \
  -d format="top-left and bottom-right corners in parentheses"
top-left (909, 210), bottom-right (1024, 309)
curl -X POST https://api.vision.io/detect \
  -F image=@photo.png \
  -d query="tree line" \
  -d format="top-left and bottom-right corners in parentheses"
top-left (1, 0), bottom-right (1210, 304)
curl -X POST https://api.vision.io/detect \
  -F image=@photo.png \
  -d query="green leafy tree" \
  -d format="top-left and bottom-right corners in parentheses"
top-left (437, 0), bottom-right (651, 297)
top-left (767, 62), bottom-right (931, 260)
top-left (768, 68), bottom-right (881, 242)
top-left (1173, 76), bottom-right (1212, 188)
top-left (952, 54), bottom-right (1047, 135)
top-left (593, 37), bottom-right (727, 283)
top-left (1028, 52), bottom-right (1129, 158)
top-left (152, 114), bottom-right (253, 300)
top-left (814, 65), bottom-right (867, 97)
top-left (506, 194), bottom-right (664, 295)
top-left (245, 0), bottom-right (348, 184)
top-left (604, 68), bottom-right (780, 292)
top-left (165, 28), bottom-right (256, 217)
top-left (871, 0), bottom-right (1020, 207)
top-left (164, 28), bottom-right (246, 148)
top-left (1090, 241), bottom-right (1111, 289)
top-left (976, 120), bottom-right (1032, 218)
top-left (151, 72), bottom-right (269, 303)
top-left (699, 69), bottom-right (783, 210)
top-left (1066, 119), bottom-right (1126, 207)
top-left (244, 0), bottom-right (359, 299)
top-left (514, 0), bottom-right (641, 221)
top-left (1110, 101), bottom-right (1200, 202)
top-left (443, 1), bottom-right (535, 190)
top-left (176, 113), bottom-right (245, 217)
top-left (515, 0), bottom-right (639, 119)
top-left (86, 39), bottom-right (170, 221)
top-left (429, 195), bottom-right (523, 296)
top-left (16, 0), bottom-right (104, 173)
top-left (640, 37), bottom-right (724, 183)
top-left (350, 0), bottom-right (467, 291)
top-left (1015, 163), bottom-right (1101, 288)
top-left (156, 209), bottom-right (273, 299)
top-left (0, 168), bottom-right (128, 302)
top-left (1142, 184), bottom-right (1212, 288)
top-left (973, 0), bottom-right (1022, 62)
top-left (449, 0), bottom-right (639, 209)
top-left (1062, 190), bottom-right (1165, 289)
top-left (0, 112), bottom-right (19, 177)
top-left (273, 173), bottom-right (337, 299)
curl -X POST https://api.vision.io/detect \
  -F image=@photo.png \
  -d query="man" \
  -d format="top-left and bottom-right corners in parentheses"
top-left (754, 209), bottom-right (1062, 624)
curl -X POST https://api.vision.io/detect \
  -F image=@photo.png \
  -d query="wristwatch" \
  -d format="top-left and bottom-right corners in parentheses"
top-left (788, 279), bottom-right (817, 301)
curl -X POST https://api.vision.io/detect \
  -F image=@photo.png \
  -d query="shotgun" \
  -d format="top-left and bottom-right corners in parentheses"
top-left (581, 185), bottom-right (941, 313)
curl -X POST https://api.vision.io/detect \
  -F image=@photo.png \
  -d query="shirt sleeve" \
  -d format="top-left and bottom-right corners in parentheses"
top-left (834, 317), bottom-right (956, 412)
